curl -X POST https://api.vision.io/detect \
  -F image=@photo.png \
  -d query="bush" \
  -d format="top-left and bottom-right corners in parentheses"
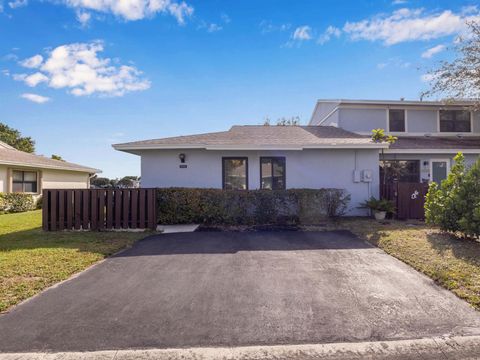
top-left (157, 188), bottom-right (351, 225)
top-left (0, 193), bottom-right (36, 213)
top-left (425, 153), bottom-right (480, 239)
top-left (359, 197), bottom-right (396, 213)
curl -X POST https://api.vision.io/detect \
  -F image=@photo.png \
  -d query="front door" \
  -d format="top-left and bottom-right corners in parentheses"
top-left (431, 160), bottom-right (449, 184)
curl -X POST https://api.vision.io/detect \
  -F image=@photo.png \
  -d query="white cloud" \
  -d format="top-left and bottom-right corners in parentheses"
top-left (318, 26), bottom-right (341, 44)
top-left (62, 0), bottom-right (193, 24)
top-left (206, 23), bottom-right (222, 32)
top-left (198, 20), bottom-right (222, 33)
top-left (292, 25), bottom-right (312, 41)
top-left (376, 57), bottom-right (411, 69)
top-left (8, 0), bottom-right (27, 9)
top-left (421, 73), bottom-right (436, 82)
top-left (392, 0), bottom-right (407, 5)
top-left (15, 41), bottom-right (150, 97)
top-left (259, 20), bottom-right (291, 34)
top-left (76, 10), bottom-right (91, 26)
top-left (20, 54), bottom-right (43, 68)
top-left (221, 13), bottom-right (230, 24)
top-left (421, 44), bottom-right (446, 58)
top-left (24, 72), bottom-right (49, 86)
top-left (21, 93), bottom-right (51, 104)
top-left (343, 7), bottom-right (480, 45)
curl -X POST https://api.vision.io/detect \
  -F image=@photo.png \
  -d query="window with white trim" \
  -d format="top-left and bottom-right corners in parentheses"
top-left (12, 170), bottom-right (38, 193)
top-left (439, 110), bottom-right (471, 132)
top-left (389, 109), bottom-right (405, 132)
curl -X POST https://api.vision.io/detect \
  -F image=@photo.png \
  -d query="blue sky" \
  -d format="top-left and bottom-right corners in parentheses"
top-left (1, 0), bottom-right (478, 177)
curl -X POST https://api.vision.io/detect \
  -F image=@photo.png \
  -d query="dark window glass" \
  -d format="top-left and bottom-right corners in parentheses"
top-left (379, 160), bottom-right (420, 184)
top-left (12, 170), bottom-right (38, 193)
top-left (389, 109), bottom-right (405, 132)
top-left (261, 157), bottom-right (286, 190)
top-left (439, 110), bottom-right (471, 132)
top-left (222, 158), bottom-right (248, 190)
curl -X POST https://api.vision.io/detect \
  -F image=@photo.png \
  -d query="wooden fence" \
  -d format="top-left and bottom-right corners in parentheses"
top-left (42, 189), bottom-right (157, 231)
top-left (380, 182), bottom-right (430, 220)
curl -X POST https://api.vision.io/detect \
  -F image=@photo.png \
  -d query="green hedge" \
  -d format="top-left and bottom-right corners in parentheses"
top-left (157, 188), bottom-right (351, 225)
top-left (0, 193), bottom-right (36, 213)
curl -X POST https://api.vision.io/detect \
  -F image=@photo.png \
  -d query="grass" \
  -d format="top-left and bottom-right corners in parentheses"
top-left (0, 210), bottom-right (148, 313)
top-left (304, 219), bottom-right (480, 310)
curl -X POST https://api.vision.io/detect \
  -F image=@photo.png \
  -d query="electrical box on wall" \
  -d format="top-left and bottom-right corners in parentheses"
top-left (353, 170), bottom-right (361, 183)
top-left (362, 169), bottom-right (373, 182)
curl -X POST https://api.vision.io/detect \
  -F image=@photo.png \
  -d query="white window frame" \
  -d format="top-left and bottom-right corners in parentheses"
top-left (386, 108), bottom-right (408, 133)
top-left (437, 109), bottom-right (473, 134)
top-left (429, 159), bottom-right (450, 183)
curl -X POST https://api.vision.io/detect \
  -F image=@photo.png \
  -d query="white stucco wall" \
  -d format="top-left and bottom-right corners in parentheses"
top-left (41, 169), bottom-right (90, 189)
top-left (140, 149), bottom-right (380, 216)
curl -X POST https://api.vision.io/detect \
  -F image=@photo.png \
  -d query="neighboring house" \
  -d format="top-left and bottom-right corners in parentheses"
top-left (0, 140), bottom-right (100, 198)
top-left (310, 99), bottom-right (480, 184)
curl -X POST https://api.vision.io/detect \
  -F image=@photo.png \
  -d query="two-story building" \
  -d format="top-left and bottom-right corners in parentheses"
top-left (113, 99), bottom-right (480, 216)
top-left (310, 99), bottom-right (480, 185)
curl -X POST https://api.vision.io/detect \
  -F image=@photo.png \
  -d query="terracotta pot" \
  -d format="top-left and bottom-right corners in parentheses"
top-left (374, 211), bottom-right (387, 220)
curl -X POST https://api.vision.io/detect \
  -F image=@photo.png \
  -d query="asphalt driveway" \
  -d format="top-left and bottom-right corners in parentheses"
top-left (1, 230), bottom-right (480, 353)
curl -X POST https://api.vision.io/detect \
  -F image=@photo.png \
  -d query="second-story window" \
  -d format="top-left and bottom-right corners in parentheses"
top-left (439, 110), bottom-right (471, 132)
top-left (389, 109), bottom-right (405, 132)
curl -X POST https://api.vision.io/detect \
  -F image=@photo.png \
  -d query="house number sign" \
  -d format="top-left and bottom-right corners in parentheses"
top-left (411, 190), bottom-right (419, 200)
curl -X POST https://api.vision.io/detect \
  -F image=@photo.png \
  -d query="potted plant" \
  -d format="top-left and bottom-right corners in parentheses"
top-left (359, 197), bottom-right (396, 220)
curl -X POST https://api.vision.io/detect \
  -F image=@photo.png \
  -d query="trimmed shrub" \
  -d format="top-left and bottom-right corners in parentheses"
top-left (425, 153), bottom-right (480, 239)
top-left (157, 188), bottom-right (350, 225)
top-left (0, 193), bottom-right (36, 213)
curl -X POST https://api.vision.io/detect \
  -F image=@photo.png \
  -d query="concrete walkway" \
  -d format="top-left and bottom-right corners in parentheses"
top-left (156, 224), bottom-right (199, 233)
top-left (1, 336), bottom-right (480, 360)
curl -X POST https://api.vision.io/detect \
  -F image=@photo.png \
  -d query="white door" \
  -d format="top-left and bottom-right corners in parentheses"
top-left (430, 160), bottom-right (449, 184)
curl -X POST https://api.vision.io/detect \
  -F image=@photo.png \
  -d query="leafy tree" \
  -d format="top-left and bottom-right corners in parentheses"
top-left (371, 129), bottom-right (397, 184)
top-left (262, 116), bottom-right (302, 126)
top-left (421, 21), bottom-right (480, 108)
top-left (276, 116), bottom-right (301, 126)
top-left (0, 123), bottom-right (35, 153)
top-left (456, 158), bottom-right (480, 238)
top-left (51, 154), bottom-right (64, 161)
top-left (90, 176), bottom-right (115, 188)
top-left (117, 176), bottom-right (139, 188)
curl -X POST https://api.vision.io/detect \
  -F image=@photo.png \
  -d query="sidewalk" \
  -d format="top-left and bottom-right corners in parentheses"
top-left (2, 335), bottom-right (480, 360)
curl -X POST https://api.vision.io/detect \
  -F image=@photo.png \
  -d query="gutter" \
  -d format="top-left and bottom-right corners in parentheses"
top-left (0, 160), bottom-right (101, 174)
top-left (113, 143), bottom-right (389, 152)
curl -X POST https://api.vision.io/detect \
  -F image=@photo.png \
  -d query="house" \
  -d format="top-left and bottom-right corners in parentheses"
top-left (113, 125), bottom-right (387, 215)
top-left (0, 140), bottom-right (100, 198)
top-left (113, 99), bottom-right (480, 216)
top-left (310, 99), bottom-right (480, 184)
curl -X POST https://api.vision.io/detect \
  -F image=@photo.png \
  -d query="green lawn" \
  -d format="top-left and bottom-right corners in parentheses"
top-left (305, 219), bottom-right (480, 310)
top-left (0, 210), bottom-right (148, 313)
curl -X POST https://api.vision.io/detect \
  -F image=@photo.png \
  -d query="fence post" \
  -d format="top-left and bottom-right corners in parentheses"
top-left (42, 190), bottom-right (49, 231)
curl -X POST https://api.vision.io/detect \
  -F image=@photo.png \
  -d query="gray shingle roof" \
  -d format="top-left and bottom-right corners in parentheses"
top-left (114, 125), bottom-right (383, 151)
top-left (391, 136), bottom-right (480, 150)
top-left (0, 141), bottom-right (100, 173)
